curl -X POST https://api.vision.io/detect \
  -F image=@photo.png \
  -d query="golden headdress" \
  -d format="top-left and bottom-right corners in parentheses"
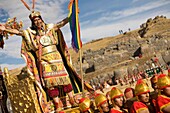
top-left (135, 79), bottom-right (150, 96)
top-left (157, 74), bottom-right (170, 89)
top-left (94, 93), bottom-right (107, 107)
top-left (110, 87), bottom-right (123, 100)
top-left (78, 98), bottom-right (93, 113)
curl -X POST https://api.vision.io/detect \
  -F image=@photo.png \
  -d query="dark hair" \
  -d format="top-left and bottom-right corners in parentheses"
top-left (29, 15), bottom-right (46, 35)
top-left (30, 16), bottom-right (43, 30)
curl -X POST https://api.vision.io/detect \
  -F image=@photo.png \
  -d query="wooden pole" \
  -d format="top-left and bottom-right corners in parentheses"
top-left (79, 49), bottom-right (85, 97)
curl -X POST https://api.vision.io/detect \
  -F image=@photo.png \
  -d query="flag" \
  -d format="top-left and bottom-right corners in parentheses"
top-left (68, 0), bottom-right (82, 52)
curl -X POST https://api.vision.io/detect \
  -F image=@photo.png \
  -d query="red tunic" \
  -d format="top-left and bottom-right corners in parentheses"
top-left (157, 95), bottom-right (170, 113)
top-left (130, 101), bottom-right (148, 113)
top-left (110, 108), bottom-right (122, 113)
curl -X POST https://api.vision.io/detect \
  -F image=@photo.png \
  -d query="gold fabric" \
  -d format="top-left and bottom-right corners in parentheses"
top-left (30, 11), bottom-right (41, 19)
top-left (95, 94), bottom-right (107, 107)
top-left (41, 49), bottom-right (71, 88)
top-left (110, 87), bottom-right (123, 100)
top-left (157, 74), bottom-right (170, 89)
top-left (135, 80), bottom-right (150, 96)
top-left (23, 25), bottom-right (71, 88)
top-left (36, 45), bottom-right (56, 56)
top-left (79, 98), bottom-right (93, 113)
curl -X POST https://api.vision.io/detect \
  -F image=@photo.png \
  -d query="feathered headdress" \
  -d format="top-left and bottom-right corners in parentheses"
top-left (20, 0), bottom-right (41, 20)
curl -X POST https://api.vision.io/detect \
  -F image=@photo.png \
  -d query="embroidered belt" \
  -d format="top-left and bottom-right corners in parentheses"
top-left (36, 45), bottom-right (57, 56)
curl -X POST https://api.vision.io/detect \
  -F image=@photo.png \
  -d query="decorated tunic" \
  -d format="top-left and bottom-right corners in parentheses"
top-left (157, 95), bottom-right (170, 113)
top-left (130, 101), bottom-right (148, 113)
top-left (110, 108), bottom-right (123, 113)
top-left (22, 24), bottom-right (71, 88)
top-left (21, 23), bottom-right (93, 94)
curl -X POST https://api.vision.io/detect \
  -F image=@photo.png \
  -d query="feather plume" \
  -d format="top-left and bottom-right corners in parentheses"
top-left (32, 0), bottom-right (35, 10)
top-left (20, 0), bottom-right (30, 11)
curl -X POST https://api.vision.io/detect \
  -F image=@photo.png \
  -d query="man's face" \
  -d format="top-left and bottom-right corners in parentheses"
top-left (33, 17), bottom-right (43, 29)
top-left (114, 96), bottom-right (123, 107)
top-left (163, 86), bottom-right (170, 97)
top-left (100, 101), bottom-right (110, 112)
top-left (152, 83), bottom-right (158, 92)
top-left (139, 92), bottom-right (150, 103)
top-left (125, 90), bottom-right (134, 100)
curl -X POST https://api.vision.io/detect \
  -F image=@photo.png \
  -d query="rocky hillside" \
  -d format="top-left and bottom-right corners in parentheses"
top-left (69, 15), bottom-right (170, 82)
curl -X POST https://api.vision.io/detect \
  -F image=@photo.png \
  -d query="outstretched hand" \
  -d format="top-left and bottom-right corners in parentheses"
top-left (0, 24), bottom-right (21, 36)
top-left (0, 24), bottom-right (6, 32)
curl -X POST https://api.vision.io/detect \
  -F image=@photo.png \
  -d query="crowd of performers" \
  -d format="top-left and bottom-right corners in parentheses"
top-left (89, 56), bottom-right (165, 92)
top-left (0, 12), bottom-right (169, 112)
top-left (0, 0), bottom-right (169, 112)
top-left (67, 69), bottom-right (170, 113)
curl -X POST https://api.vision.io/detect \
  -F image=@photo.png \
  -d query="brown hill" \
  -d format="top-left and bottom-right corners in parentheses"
top-left (69, 15), bottom-right (170, 81)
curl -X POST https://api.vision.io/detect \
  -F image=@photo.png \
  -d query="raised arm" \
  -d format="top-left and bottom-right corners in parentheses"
top-left (53, 17), bottom-right (69, 30)
top-left (0, 24), bottom-right (23, 36)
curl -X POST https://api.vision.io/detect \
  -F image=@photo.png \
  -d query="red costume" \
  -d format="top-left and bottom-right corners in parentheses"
top-left (131, 101), bottom-right (148, 113)
top-left (156, 74), bottom-right (170, 113)
top-left (157, 95), bottom-right (170, 113)
top-left (131, 79), bottom-right (157, 113)
top-left (110, 108), bottom-right (123, 113)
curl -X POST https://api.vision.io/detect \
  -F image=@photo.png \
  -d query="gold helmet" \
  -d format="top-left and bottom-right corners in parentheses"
top-left (110, 87), bottom-right (123, 100)
top-left (78, 98), bottom-right (93, 113)
top-left (29, 11), bottom-right (41, 20)
top-left (94, 93), bottom-right (108, 112)
top-left (135, 79), bottom-right (150, 96)
top-left (94, 93), bottom-right (107, 107)
top-left (157, 74), bottom-right (170, 89)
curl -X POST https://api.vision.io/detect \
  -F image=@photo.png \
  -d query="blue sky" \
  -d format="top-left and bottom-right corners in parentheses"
top-left (0, 0), bottom-right (170, 70)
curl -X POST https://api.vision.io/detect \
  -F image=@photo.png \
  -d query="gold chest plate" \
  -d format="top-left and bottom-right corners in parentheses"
top-left (40, 35), bottom-right (51, 46)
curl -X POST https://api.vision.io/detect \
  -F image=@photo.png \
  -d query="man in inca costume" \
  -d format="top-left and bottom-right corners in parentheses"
top-left (94, 93), bottom-right (110, 113)
top-left (0, 0), bottom-right (93, 112)
top-left (156, 74), bottom-right (170, 113)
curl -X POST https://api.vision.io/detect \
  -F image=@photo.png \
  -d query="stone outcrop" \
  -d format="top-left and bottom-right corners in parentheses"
top-left (71, 15), bottom-right (170, 82)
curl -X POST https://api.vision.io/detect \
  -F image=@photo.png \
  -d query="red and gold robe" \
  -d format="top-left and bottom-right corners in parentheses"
top-left (157, 95), bottom-right (170, 113)
top-left (110, 108), bottom-right (123, 113)
top-left (21, 24), bottom-right (93, 112)
top-left (130, 101), bottom-right (148, 113)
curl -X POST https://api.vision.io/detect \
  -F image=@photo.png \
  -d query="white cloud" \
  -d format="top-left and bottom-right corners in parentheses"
top-left (81, 9), bottom-right (104, 18)
top-left (85, 0), bottom-right (170, 26)
top-left (81, 18), bottom-right (142, 43)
